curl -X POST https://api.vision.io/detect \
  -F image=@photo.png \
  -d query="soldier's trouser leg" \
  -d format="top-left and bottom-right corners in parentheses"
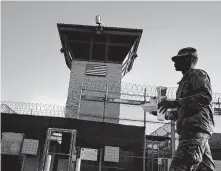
top-left (195, 141), bottom-right (215, 171)
top-left (169, 131), bottom-right (215, 171)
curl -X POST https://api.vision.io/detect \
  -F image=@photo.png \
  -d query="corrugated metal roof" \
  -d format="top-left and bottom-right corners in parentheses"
top-left (57, 23), bottom-right (143, 33)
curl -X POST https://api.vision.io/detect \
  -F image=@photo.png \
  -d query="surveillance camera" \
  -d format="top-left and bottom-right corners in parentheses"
top-left (96, 15), bottom-right (101, 25)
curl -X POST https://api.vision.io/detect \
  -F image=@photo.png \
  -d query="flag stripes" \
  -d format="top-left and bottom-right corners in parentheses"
top-left (121, 38), bottom-right (139, 77)
top-left (85, 63), bottom-right (107, 76)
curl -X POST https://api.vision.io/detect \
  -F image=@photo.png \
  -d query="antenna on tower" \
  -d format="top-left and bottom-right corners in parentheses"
top-left (96, 15), bottom-right (102, 25)
top-left (95, 15), bottom-right (103, 34)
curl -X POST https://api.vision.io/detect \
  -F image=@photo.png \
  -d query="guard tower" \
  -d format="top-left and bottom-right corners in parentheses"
top-left (57, 16), bottom-right (143, 123)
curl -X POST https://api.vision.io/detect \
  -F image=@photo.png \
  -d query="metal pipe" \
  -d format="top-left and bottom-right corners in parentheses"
top-left (157, 141), bottom-right (160, 171)
top-left (41, 129), bottom-right (51, 171)
top-left (152, 141), bottom-right (154, 171)
top-left (48, 128), bottom-right (76, 133)
top-left (99, 148), bottom-right (103, 171)
top-left (21, 155), bottom-right (27, 171)
top-left (68, 131), bottom-right (74, 171)
top-left (50, 144), bottom-right (57, 171)
top-left (143, 88), bottom-right (147, 171)
top-left (71, 130), bottom-right (77, 170)
top-left (45, 155), bottom-right (52, 171)
top-left (75, 158), bottom-right (81, 171)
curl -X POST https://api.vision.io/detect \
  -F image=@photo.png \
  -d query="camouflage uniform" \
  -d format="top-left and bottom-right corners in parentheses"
top-left (166, 68), bottom-right (215, 171)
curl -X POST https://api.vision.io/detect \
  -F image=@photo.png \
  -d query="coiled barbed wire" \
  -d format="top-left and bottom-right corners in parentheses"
top-left (1, 101), bottom-right (65, 117)
top-left (1, 82), bottom-right (221, 116)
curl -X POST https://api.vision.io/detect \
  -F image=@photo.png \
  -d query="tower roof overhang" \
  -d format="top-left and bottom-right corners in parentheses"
top-left (57, 23), bottom-right (143, 69)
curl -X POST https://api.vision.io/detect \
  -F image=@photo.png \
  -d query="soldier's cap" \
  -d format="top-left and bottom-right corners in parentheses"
top-left (172, 47), bottom-right (198, 62)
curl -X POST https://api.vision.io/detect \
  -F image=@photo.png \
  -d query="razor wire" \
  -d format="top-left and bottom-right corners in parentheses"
top-left (1, 101), bottom-right (65, 117)
top-left (1, 82), bottom-right (221, 119)
top-left (0, 100), bottom-right (168, 124)
top-left (0, 100), bottom-right (169, 137)
top-left (80, 80), bottom-right (220, 103)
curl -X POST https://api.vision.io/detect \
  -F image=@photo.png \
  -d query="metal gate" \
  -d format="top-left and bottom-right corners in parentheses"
top-left (40, 128), bottom-right (77, 171)
top-left (146, 138), bottom-right (171, 171)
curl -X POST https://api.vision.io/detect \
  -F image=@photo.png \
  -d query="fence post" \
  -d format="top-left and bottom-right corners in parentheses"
top-left (143, 88), bottom-right (147, 171)
top-left (218, 98), bottom-right (221, 115)
top-left (171, 121), bottom-right (176, 158)
top-left (99, 148), bottom-right (103, 171)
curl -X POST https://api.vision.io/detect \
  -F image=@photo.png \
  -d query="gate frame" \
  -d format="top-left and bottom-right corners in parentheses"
top-left (40, 128), bottom-right (77, 171)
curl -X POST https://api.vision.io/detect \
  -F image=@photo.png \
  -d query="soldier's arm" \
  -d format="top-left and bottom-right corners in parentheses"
top-left (165, 110), bottom-right (178, 121)
top-left (151, 110), bottom-right (178, 120)
top-left (177, 70), bottom-right (212, 109)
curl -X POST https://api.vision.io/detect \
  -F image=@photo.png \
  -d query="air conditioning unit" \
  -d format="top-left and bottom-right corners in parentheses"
top-left (1, 132), bottom-right (24, 155)
top-left (21, 139), bottom-right (39, 155)
top-left (104, 146), bottom-right (120, 162)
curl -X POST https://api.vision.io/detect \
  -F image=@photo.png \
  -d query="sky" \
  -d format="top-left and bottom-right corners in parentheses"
top-left (1, 1), bottom-right (221, 133)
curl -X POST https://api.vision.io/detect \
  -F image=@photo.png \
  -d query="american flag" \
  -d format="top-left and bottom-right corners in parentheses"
top-left (121, 38), bottom-right (139, 77)
top-left (85, 63), bottom-right (107, 76)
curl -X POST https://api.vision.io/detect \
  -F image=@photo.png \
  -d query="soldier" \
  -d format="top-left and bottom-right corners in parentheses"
top-left (157, 47), bottom-right (215, 171)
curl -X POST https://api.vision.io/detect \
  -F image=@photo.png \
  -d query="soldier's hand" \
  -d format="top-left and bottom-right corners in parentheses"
top-left (158, 100), bottom-right (176, 113)
top-left (151, 111), bottom-right (157, 116)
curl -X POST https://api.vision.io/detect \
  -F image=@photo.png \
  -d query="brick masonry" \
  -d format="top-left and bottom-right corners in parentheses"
top-left (65, 60), bottom-right (122, 124)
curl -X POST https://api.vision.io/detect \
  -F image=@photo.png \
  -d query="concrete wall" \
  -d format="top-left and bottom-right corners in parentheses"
top-left (65, 60), bottom-right (122, 124)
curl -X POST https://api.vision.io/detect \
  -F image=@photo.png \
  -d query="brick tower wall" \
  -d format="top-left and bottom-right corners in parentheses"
top-left (65, 60), bottom-right (122, 124)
